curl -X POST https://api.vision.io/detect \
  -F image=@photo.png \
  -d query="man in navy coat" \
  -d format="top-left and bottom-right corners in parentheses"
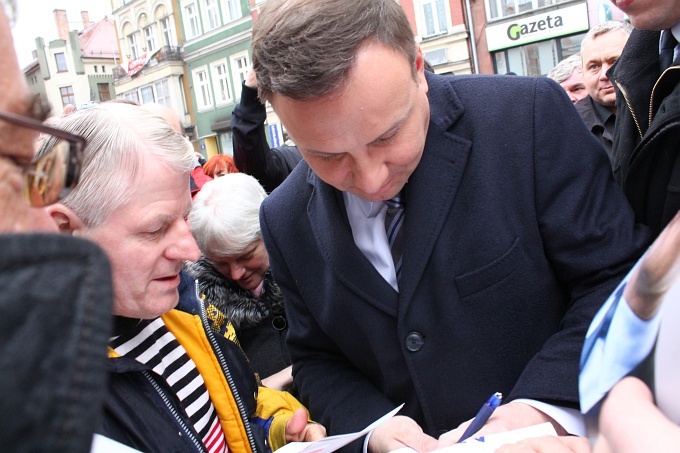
top-left (253, 1), bottom-right (650, 451)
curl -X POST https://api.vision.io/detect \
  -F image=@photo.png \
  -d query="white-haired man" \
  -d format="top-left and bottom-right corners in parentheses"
top-left (38, 102), bottom-right (325, 452)
top-left (547, 53), bottom-right (587, 104)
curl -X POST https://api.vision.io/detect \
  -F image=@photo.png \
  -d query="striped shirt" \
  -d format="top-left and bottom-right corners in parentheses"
top-left (110, 317), bottom-right (228, 453)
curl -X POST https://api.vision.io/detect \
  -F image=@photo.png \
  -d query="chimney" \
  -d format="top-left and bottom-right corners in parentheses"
top-left (81, 11), bottom-right (91, 29)
top-left (53, 9), bottom-right (69, 40)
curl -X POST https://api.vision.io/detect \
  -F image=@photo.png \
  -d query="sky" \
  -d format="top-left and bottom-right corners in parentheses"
top-left (11, 0), bottom-right (113, 68)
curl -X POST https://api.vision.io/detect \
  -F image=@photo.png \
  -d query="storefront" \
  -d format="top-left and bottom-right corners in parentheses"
top-left (485, 1), bottom-right (590, 75)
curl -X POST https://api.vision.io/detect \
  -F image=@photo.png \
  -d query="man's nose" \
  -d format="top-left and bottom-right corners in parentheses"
top-left (168, 221), bottom-right (201, 262)
top-left (352, 153), bottom-right (389, 196)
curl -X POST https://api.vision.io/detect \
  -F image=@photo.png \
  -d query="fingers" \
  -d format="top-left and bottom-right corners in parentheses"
top-left (495, 435), bottom-right (590, 453)
top-left (285, 408), bottom-right (310, 441)
top-left (368, 416), bottom-right (438, 453)
top-left (625, 211), bottom-right (680, 319)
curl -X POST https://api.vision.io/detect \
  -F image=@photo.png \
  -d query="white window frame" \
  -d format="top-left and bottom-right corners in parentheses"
top-left (203, 0), bottom-right (221, 31)
top-left (193, 66), bottom-right (214, 111)
top-left (140, 85), bottom-right (155, 104)
top-left (211, 59), bottom-right (232, 106)
top-left (123, 90), bottom-right (140, 103)
top-left (160, 16), bottom-right (175, 46)
top-left (229, 52), bottom-right (250, 100)
top-left (144, 24), bottom-right (156, 52)
top-left (155, 79), bottom-right (171, 106)
top-left (222, 0), bottom-right (242, 23)
top-left (184, 2), bottom-right (202, 39)
top-left (128, 33), bottom-right (140, 59)
top-left (485, 0), bottom-right (562, 20)
top-left (417, 0), bottom-right (449, 38)
top-left (55, 52), bottom-right (68, 72)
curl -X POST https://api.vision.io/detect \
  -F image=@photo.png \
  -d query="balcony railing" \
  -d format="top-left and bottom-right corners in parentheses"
top-left (113, 46), bottom-right (182, 80)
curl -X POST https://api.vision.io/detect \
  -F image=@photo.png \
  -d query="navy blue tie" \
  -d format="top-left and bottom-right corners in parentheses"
top-left (660, 29), bottom-right (677, 72)
top-left (384, 195), bottom-right (405, 280)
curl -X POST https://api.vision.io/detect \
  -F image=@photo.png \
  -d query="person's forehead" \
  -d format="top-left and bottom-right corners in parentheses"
top-left (561, 69), bottom-right (583, 85)
top-left (583, 30), bottom-right (629, 54)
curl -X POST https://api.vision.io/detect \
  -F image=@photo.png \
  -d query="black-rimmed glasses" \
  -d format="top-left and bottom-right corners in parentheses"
top-left (0, 110), bottom-right (85, 207)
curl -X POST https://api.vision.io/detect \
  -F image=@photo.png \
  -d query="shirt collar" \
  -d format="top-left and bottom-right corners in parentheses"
top-left (343, 191), bottom-right (385, 218)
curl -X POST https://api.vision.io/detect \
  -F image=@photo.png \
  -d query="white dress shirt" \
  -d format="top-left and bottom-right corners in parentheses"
top-left (343, 191), bottom-right (585, 436)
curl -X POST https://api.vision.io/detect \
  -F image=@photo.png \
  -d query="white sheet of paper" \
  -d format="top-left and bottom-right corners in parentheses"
top-left (275, 404), bottom-right (405, 453)
top-left (389, 422), bottom-right (557, 453)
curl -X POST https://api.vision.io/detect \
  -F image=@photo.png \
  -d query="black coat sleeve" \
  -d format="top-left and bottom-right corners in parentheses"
top-left (232, 82), bottom-right (303, 193)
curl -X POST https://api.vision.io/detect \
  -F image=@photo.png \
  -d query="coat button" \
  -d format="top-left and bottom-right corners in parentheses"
top-left (405, 332), bottom-right (424, 351)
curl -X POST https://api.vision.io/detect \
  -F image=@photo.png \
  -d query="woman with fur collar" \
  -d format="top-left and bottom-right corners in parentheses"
top-left (187, 173), bottom-right (292, 390)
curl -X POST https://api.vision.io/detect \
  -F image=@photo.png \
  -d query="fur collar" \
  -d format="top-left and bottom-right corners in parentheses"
top-left (185, 258), bottom-right (284, 330)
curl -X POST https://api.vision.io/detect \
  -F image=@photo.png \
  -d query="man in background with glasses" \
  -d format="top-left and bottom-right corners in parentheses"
top-left (0, 1), bottom-right (114, 451)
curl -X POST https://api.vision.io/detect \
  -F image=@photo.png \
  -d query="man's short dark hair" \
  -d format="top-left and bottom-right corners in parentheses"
top-left (252, 0), bottom-right (417, 102)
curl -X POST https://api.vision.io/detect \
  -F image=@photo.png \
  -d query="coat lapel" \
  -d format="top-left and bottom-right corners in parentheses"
top-left (398, 74), bottom-right (472, 308)
top-left (306, 171), bottom-right (399, 317)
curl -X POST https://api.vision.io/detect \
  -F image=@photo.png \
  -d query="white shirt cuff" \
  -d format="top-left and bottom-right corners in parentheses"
top-left (513, 399), bottom-right (585, 436)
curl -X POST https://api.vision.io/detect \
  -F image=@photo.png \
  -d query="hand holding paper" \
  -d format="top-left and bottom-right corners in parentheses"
top-left (276, 405), bottom-right (408, 453)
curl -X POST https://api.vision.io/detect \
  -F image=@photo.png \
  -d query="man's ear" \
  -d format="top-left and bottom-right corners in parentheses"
top-left (414, 45), bottom-right (429, 93)
top-left (45, 204), bottom-right (86, 234)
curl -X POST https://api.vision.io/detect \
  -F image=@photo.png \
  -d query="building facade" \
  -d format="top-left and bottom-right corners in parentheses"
top-left (111, 0), bottom-right (191, 137)
top-left (401, 0), bottom-right (472, 75)
top-left (24, 11), bottom-right (118, 112)
top-left (180, 0), bottom-right (252, 157)
top-left (472, 0), bottom-right (626, 75)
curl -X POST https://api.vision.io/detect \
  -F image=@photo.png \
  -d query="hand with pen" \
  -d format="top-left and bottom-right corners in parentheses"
top-left (436, 401), bottom-right (569, 448)
top-left (496, 377), bottom-right (680, 452)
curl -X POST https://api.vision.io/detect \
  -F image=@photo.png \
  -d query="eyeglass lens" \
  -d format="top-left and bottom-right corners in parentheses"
top-left (23, 139), bottom-right (80, 207)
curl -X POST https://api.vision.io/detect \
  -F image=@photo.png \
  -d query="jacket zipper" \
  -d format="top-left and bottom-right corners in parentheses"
top-left (197, 281), bottom-right (258, 453)
top-left (614, 80), bottom-right (644, 139)
top-left (143, 370), bottom-right (207, 453)
top-left (649, 65), bottom-right (680, 127)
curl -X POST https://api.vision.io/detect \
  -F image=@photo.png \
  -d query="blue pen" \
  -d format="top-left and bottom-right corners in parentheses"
top-left (456, 392), bottom-right (503, 443)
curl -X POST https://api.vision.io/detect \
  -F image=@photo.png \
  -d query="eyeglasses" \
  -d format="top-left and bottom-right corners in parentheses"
top-left (0, 110), bottom-right (86, 207)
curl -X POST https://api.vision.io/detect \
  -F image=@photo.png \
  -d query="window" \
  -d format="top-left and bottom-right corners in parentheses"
top-left (230, 53), bottom-right (249, 100)
top-left (128, 33), bottom-right (140, 59)
top-left (421, 0), bottom-right (448, 37)
top-left (204, 0), bottom-right (221, 30)
top-left (55, 53), bottom-right (68, 72)
top-left (123, 91), bottom-right (140, 103)
top-left (223, 0), bottom-right (241, 22)
top-left (494, 39), bottom-right (557, 76)
top-left (155, 79), bottom-right (171, 106)
top-left (94, 65), bottom-right (98, 73)
top-left (185, 3), bottom-right (202, 39)
top-left (60, 86), bottom-right (75, 107)
top-left (160, 17), bottom-right (174, 46)
top-left (193, 67), bottom-right (213, 110)
top-left (144, 25), bottom-right (156, 52)
top-left (486, 0), bottom-right (571, 19)
top-left (140, 85), bottom-right (155, 104)
top-left (423, 48), bottom-right (447, 66)
top-left (98, 83), bottom-right (111, 102)
top-left (211, 60), bottom-right (232, 105)
top-left (102, 65), bottom-right (106, 72)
